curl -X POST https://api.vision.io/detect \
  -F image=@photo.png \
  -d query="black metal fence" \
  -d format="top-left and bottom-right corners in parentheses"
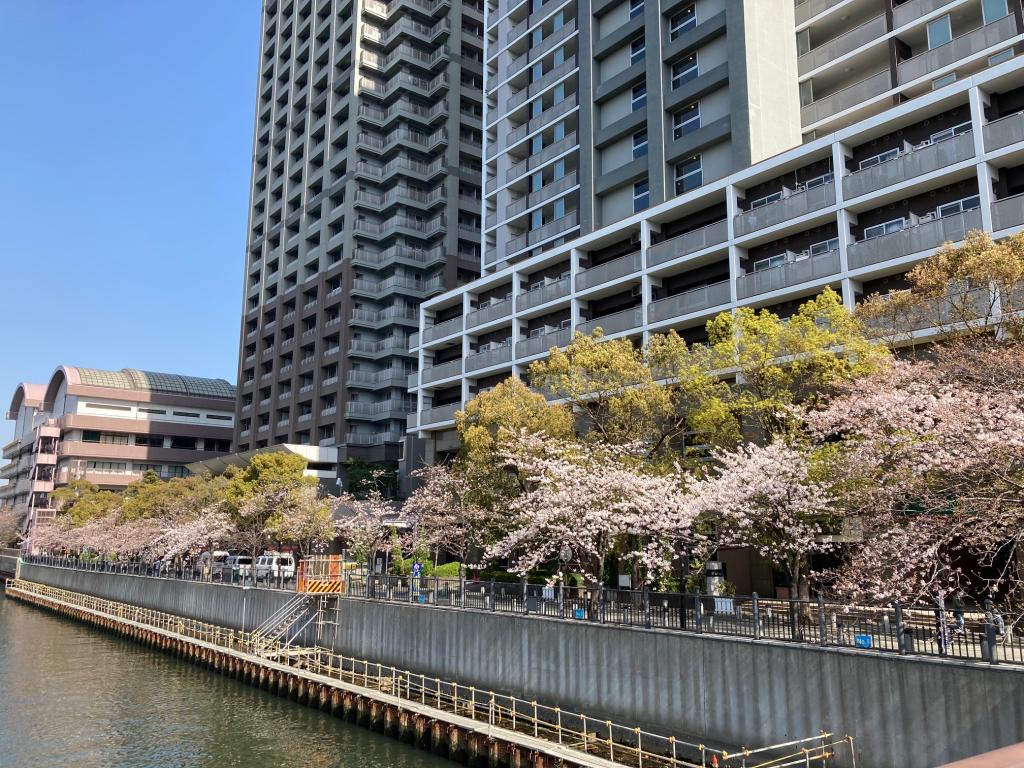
top-left (20, 554), bottom-right (1022, 667)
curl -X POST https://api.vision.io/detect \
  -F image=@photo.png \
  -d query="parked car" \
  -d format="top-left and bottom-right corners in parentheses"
top-left (198, 550), bottom-right (230, 577)
top-left (226, 555), bottom-right (254, 579)
top-left (255, 553), bottom-right (296, 581)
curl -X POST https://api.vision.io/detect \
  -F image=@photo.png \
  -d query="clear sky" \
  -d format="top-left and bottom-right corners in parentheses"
top-left (0, 1), bottom-right (260, 441)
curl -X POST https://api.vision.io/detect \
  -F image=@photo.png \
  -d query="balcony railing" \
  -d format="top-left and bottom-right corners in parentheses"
top-left (983, 111), bottom-right (1024, 152)
top-left (648, 281), bottom-right (731, 323)
top-left (420, 403), bottom-right (461, 425)
top-left (466, 297), bottom-right (513, 328)
top-left (736, 250), bottom-right (841, 299)
top-left (578, 306), bottom-right (643, 336)
top-left (843, 130), bottom-right (975, 200)
top-left (505, 19), bottom-right (578, 80)
top-left (794, 0), bottom-right (846, 26)
top-left (518, 277), bottom-right (571, 311)
top-left (505, 131), bottom-right (578, 183)
top-left (800, 70), bottom-right (890, 126)
top-left (576, 252), bottom-right (642, 291)
top-left (893, 0), bottom-right (955, 28)
top-left (734, 181), bottom-right (835, 237)
top-left (647, 219), bottom-right (728, 267)
top-left (847, 207), bottom-right (982, 269)
top-left (515, 327), bottom-right (571, 358)
top-left (798, 15), bottom-right (888, 76)
top-left (421, 358), bottom-right (463, 383)
top-left (465, 343), bottom-right (514, 371)
top-left (506, 210), bottom-right (579, 255)
top-left (992, 193), bottom-right (1024, 232)
top-left (505, 57), bottom-right (578, 112)
top-left (422, 315), bottom-right (464, 342)
top-left (505, 171), bottom-right (579, 220)
top-left (897, 14), bottom-right (1017, 85)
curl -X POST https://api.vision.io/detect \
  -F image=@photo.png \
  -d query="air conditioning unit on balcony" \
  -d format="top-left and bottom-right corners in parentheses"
top-left (529, 328), bottom-right (544, 338)
top-left (559, 318), bottom-right (571, 329)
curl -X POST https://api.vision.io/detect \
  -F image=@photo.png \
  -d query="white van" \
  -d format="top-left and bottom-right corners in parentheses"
top-left (199, 550), bottom-right (230, 577)
top-left (226, 555), bottom-right (254, 579)
top-left (256, 552), bottom-right (296, 581)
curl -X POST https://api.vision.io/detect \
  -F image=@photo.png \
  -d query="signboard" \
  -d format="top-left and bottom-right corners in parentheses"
top-left (854, 634), bottom-right (873, 649)
top-left (412, 562), bottom-right (422, 578)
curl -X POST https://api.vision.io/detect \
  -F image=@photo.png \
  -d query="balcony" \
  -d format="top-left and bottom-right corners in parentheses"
top-left (505, 57), bottom-right (578, 113)
top-left (992, 193), bottom-right (1024, 231)
top-left (345, 431), bottom-right (404, 446)
top-left (466, 343), bottom-right (514, 372)
top-left (505, 172), bottom-right (579, 220)
top-left (736, 250), bottom-right (841, 299)
top-left (505, 132), bottom-right (578, 184)
top-left (578, 306), bottom-right (643, 336)
top-left (897, 14), bottom-right (1017, 85)
top-left (648, 281), bottom-right (732, 323)
top-left (794, 0), bottom-right (847, 26)
top-left (515, 327), bottom-right (570, 359)
top-left (801, 70), bottom-right (890, 126)
top-left (847, 207), bottom-right (982, 269)
top-left (466, 297), bottom-right (513, 328)
top-left (505, 19), bottom-right (578, 80)
top-left (893, 0), bottom-right (955, 28)
top-left (576, 252), bottom-right (642, 291)
top-left (518, 277), bottom-right (571, 311)
top-left (734, 181), bottom-right (836, 237)
top-left (798, 15), bottom-right (888, 77)
top-left (506, 211), bottom-right (579, 255)
top-left (419, 403), bottom-right (461, 425)
top-left (422, 315), bottom-right (464, 342)
top-left (647, 220), bottom-right (728, 267)
top-left (983, 111), bottom-right (1024, 152)
top-left (422, 359), bottom-right (463, 383)
top-left (843, 130), bottom-right (975, 200)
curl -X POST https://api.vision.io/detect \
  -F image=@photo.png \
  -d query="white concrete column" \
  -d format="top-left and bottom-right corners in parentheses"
top-left (725, 184), bottom-right (742, 305)
top-left (640, 220), bottom-right (654, 344)
top-left (970, 86), bottom-right (996, 232)
top-left (569, 247), bottom-right (583, 330)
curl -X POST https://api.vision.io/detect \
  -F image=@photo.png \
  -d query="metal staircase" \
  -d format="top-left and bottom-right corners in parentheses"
top-left (250, 594), bottom-right (316, 654)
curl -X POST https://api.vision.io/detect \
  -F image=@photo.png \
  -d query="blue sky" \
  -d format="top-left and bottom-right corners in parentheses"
top-left (0, 1), bottom-right (260, 440)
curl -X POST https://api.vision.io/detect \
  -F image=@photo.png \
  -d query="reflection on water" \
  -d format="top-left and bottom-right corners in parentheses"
top-left (0, 592), bottom-right (452, 768)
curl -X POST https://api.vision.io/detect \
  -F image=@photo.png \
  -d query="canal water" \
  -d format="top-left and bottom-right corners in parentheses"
top-left (0, 591), bottom-right (453, 768)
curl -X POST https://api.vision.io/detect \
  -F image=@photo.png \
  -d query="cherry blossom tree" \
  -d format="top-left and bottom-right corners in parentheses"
top-left (334, 479), bottom-right (397, 571)
top-left (683, 440), bottom-right (836, 599)
top-left (486, 433), bottom-right (696, 588)
top-left (403, 463), bottom-right (490, 573)
top-left (265, 484), bottom-right (336, 557)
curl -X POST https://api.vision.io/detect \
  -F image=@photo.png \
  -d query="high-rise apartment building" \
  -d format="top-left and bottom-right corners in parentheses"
top-left (1, 367), bottom-right (236, 543)
top-left (234, 0), bottom-right (485, 476)
top-left (406, 0), bottom-right (1024, 462)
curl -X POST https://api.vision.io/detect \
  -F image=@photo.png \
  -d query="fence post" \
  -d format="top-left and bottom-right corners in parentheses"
top-left (643, 586), bottom-right (651, 629)
top-left (982, 622), bottom-right (999, 665)
top-left (695, 592), bottom-right (703, 634)
top-left (937, 596), bottom-right (948, 657)
top-left (599, 586), bottom-right (607, 624)
top-left (559, 582), bottom-right (565, 619)
top-left (818, 593), bottom-right (827, 647)
top-left (490, 580), bottom-right (496, 612)
top-left (894, 602), bottom-right (907, 655)
top-left (752, 592), bottom-right (760, 640)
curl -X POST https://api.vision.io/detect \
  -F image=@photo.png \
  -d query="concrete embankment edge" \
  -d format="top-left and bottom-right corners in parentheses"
top-left (17, 563), bottom-right (1024, 768)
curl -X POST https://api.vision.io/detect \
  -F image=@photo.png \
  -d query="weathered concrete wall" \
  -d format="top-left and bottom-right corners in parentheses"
top-left (17, 563), bottom-right (1024, 768)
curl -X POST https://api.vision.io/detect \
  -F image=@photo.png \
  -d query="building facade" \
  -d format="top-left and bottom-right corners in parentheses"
top-left (1, 367), bottom-right (236, 540)
top-left (407, 0), bottom-right (1024, 460)
top-left (233, 0), bottom-right (486, 474)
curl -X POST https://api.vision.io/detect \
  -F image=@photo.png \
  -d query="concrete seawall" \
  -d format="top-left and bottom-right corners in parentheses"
top-left (16, 562), bottom-right (1024, 768)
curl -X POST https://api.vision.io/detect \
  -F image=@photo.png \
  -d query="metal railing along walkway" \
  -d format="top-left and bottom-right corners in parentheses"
top-left (20, 555), bottom-right (1024, 667)
top-left (4, 577), bottom-right (855, 768)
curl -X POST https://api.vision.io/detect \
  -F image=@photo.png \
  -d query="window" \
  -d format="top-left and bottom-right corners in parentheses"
top-left (669, 5), bottom-right (696, 40)
top-left (671, 54), bottom-right (698, 89)
top-left (86, 461), bottom-right (127, 472)
top-left (630, 83), bottom-right (646, 112)
top-left (808, 237), bottom-right (840, 256)
top-left (931, 72), bottom-right (957, 90)
top-left (927, 15), bottom-right (952, 49)
top-left (983, 0), bottom-right (1009, 24)
top-left (674, 155), bottom-right (702, 195)
top-left (629, 0), bottom-right (643, 19)
top-left (632, 129), bottom-right (648, 158)
top-left (138, 408), bottom-right (166, 415)
top-left (752, 254), bottom-right (786, 272)
top-left (172, 411), bottom-right (200, 418)
top-left (630, 37), bottom-right (646, 66)
top-left (989, 49), bottom-right (1014, 67)
top-left (170, 436), bottom-right (197, 450)
top-left (925, 121), bottom-right (971, 145)
top-left (166, 466), bottom-right (188, 478)
top-left (134, 435), bottom-right (164, 448)
top-left (672, 102), bottom-right (700, 139)
top-left (936, 195), bottom-right (981, 218)
top-left (863, 218), bottom-right (906, 240)
top-left (81, 431), bottom-right (128, 445)
top-left (858, 147), bottom-right (900, 170)
top-left (206, 414), bottom-right (233, 421)
top-left (750, 191), bottom-right (783, 209)
top-left (802, 172), bottom-right (834, 190)
top-left (633, 180), bottom-right (650, 212)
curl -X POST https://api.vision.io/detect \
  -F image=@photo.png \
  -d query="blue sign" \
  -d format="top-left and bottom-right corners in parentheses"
top-left (418, 594), bottom-right (427, 604)
top-left (412, 562), bottom-right (422, 578)
top-left (574, 608), bottom-right (586, 620)
top-left (854, 634), bottom-right (873, 649)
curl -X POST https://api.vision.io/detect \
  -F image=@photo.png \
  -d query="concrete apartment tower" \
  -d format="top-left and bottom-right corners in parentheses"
top-left (234, 0), bottom-right (485, 479)
top-left (406, 0), bottom-right (1024, 462)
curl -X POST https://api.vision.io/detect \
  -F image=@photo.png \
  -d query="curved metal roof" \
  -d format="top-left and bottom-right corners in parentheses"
top-left (69, 367), bottom-right (235, 399)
